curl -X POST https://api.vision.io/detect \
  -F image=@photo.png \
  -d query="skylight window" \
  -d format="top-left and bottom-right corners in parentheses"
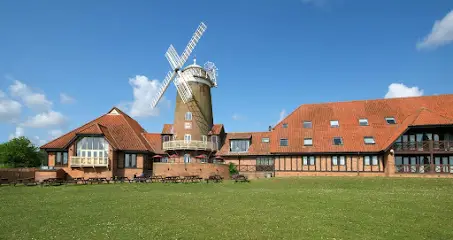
top-left (304, 138), bottom-right (313, 146)
top-left (280, 138), bottom-right (288, 146)
top-left (330, 120), bottom-right (339, 128)
top-left (303, 121), bottom-right (312, 128)
top-left (385, 117), bottom-right (396, 124)
top-left (282, 123), bottom-right (288, 128)
top-left (364, 136), bottom-right (376, 144)
top-left (333, 137), bottom-right (343, 145)
top-left (359, 118), bottom-right (369, 126)
top-left (262, 137), bottom-right (270, 143)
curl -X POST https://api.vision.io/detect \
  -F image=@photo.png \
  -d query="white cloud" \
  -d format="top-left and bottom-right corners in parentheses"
top-left (32, 136), bottom-right (47, 146)
top-left (278, 109), bottom-right (287, 123)
top-left (8, 126), bottom-right (25, 140)
top-left (48, 129), bottom-right (63, 139)
top-left (384, 83), bottom-right (424, 99)
top-left (127, 75), bottom-right (162, 117)
top-left (60, 93), bottom-right (75, 104)
top-left (0, 90), bottom-right (5, 98)
top-left (21, 111), bottom-right (67, 128)
top-left (417, 10), bottom-right (453, 50)
top-left (9, 80), bottom-right (52, 111)
top-left (0, 98), bottom-right (22, 122)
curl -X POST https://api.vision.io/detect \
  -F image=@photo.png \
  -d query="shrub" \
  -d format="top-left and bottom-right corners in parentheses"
top-left (228, 162), bottom-right (238, 175)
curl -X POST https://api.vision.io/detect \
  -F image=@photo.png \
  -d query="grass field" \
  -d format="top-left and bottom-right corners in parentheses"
top-left (1, 177), bottom-right (453, 240)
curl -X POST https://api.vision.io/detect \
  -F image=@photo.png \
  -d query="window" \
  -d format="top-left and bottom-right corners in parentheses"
top-left (262, 137), bottom-right (270, 143)
top-left (280, 138), bottom-right (288, 146)
top-left (125, 153), bottom-right (137, 168)
top-left (332, 156), bottom-right (345, 166)
top-left (363, 155), bottom-right (379, 166)
top-left (333, 137), bottom-right (343, 145)
top-left (202, 135), bottom-right (207, 142)
top-left (76, 137), bottom-right (109, 159)
top-left (211, 135), bottom-right (219, 150)
top-left (185, 112), bottom-right (192, 121)
top-left (55, 152), bottom-right (68, 166)
top-left (364, 136), bottom-right (375, 144)
top-left (230, 139), bottom-right (250, 152)
top-left (256, 157), bottom-right (274, 171)
top-left (330, 120), bottom-right (339, 128)
top-left (385, 117), bottom-right (396, 124)
top-left (359, 118), bottom-right (369, 126)
top-left (304, 138), bottom-right (313, 146)
top-left (163, 135), bottom-right (171, 142)
top-left (161, 157), bottom-right (168, 163)
top-left (184, 122), bottom-right (192, 129)
top-left (184, 134), bottom-right (191, 143)
top-left (302, 156), bottom-right (315, 165)
top-left (303, 121), bottom-right (312, 128)
top-left (184, 154), bottom-right (191, 163)
top-left (282, 123), bottom-right (288, 128)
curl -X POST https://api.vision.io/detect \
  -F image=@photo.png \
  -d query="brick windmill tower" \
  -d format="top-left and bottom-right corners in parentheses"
top-left (150, 22), bottom-right (219, 163)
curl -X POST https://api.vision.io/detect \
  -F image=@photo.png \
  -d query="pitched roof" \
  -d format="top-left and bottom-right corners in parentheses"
top-left (209, 124), bottom-right (224, 135)
top-left (218, 132), bottom-right (271, 156)
top-left (41, 107), bottom-right (151, 151)
top-left (162, 124), bottom-right (173, 134)
top-left (270, 94), bottom-right (453, 153)
top-left (143, 133), bottom-right (165, 155)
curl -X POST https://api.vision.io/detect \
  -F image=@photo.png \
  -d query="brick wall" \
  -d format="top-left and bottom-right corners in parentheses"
top-left (153, 163), bottom-right (230, 179)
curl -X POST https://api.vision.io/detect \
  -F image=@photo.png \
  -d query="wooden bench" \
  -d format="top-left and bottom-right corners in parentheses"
top-left (41, 178), bottom-right (64, 186)
top-left (112, 176), bottom-right (132, 183)
top-left (233, 174), bottom-right (250, 183)
top-left (205, 175), bottom-right (223, 183)
top-left (150, 176), bottom-right (164, 183)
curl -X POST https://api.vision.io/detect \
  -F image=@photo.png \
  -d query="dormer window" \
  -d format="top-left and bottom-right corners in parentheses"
top-left (333, 137), bottom-right (343, 145)
top-left (303, 121), bottom-right (312, 128)
top-left (364, 136), bottom-right (376, 144)
top-left (330, 120), bottom-right (339, 128)
top-left (304, 138), bottom-right (313, 146)
top-left (185, 112), bottom-right (192, 121)
top-left (282, 123), bottom-right (288, 128)
top-left (359, 118), bottom-right (369, 126)
top-left (280, 138), bottom-right (288, 146)
top-left (230, 139), bottom-right (250, 152)
top-left (385, 117), bottom-right (396, 124)
top-left (262, 137), bottom-right (270, 143)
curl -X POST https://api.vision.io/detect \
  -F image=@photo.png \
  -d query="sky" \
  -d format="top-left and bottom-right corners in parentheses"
top-left (1, 0), bottom-right (453, 145)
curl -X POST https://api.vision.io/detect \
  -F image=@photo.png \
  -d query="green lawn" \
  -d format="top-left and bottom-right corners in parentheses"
top-left (1, 177), bottom-right (453, 240)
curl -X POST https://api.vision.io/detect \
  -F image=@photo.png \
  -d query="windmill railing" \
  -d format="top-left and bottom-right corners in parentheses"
top-left (163, 140), bottom-right (214, 151)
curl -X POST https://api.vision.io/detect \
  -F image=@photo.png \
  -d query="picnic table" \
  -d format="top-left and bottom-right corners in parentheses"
top-left (87, 177), bottom-right (110, 184)
top-left (41, 177), bottom-right (64, 186)
top-left (150, 175), bottom-right (164, 183)
top-left (0, 178), bottom-right (11, 186)
top-left (163, 176), bottom-right (181, 183)
top-left (112, 176), bottom-right (132, 183)
top-left (232, 174), bottom-right (250, 183)
top-left (205, 175), bottom-right (223, 183)
top-left (134, 176), bottom-right (148, 183)
top-left (182, 175), bottom-right (203, 183)
top-left (15, 177), bottom-right (38, 186)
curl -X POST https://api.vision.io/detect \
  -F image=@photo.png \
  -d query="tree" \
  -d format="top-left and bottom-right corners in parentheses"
top-left (0, 137), bottom-right (45, 168)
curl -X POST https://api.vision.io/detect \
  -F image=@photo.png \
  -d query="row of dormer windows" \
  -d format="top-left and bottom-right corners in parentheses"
top-left (279, 136), bottom-right (376, 146)
top-left (281, 117), bottom-right (397, 129)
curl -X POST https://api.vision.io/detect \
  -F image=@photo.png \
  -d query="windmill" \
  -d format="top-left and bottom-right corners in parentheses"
top-left (151, 22), bottom-right (219, 146)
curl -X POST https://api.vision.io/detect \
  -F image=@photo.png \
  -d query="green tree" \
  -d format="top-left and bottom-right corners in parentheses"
top-left (0, 137), bottom-right (44, 168)
top-left (228, 162), bottom-right (239, 175)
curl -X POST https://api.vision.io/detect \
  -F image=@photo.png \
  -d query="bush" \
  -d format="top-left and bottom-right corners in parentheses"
top-left (228, 162), bottom-right (238, 175)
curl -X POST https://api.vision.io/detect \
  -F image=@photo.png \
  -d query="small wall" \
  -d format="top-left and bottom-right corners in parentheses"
top-left (153, 163), bottom-right (230, 179)
top-left (35, 169), bottom-right (66, 182)
top-left (0, 168), bottom-right (36, 181)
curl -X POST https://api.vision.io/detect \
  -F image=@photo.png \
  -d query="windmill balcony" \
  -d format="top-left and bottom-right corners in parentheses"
top-left (163, 140), bottom-right (214, 151)
top-left (70, 156), bottom-right (109, 167)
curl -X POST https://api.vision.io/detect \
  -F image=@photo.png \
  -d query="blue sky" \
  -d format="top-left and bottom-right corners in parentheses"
top-left (1, 0), bottom-right (453, 145)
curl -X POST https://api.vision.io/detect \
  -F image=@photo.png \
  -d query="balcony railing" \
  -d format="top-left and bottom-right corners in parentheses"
top-left (395, 164), bottom-right (453, 174)
top-left (163, 140), bottom-right (214, 151)
top-left (70, 156), bottom-right (109, 167)
top-left (393, 141), bottom-right (453, 152)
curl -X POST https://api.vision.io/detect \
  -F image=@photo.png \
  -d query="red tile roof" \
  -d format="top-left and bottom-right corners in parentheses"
top-left (162, 124), bottom-right (173, 134)
top-left (270, 94), bottom-right (453, 153)
top-left (218, 132), bottom-right (271, 156)
top-left (143, 133), bottom-right (165, 155)
top-left (209, 124), bottom-right (224, 135)
top-left (41, 107), bottom-right (151, 151)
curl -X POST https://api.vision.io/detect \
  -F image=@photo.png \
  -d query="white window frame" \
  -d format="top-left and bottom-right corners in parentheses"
top-left (330, 120), bottom-right (339, 128)
top-left (184, 154), bottom-right (191, 163)
top-left (262, 137), bottom-right (270, 143)
top-left (333, 137), bottom-right (343, 145)
top-left (282, 123), bottom-right (288, 128)
top-left (304, 138), bottom-right (313, 146)
top-left (359, 118), bottom-right (369, 126)
top-left (303, 121), bottom-right (312, 128)
top-left (280, 138), bottom-right (288, 146)
top-left (385, 117), bottom-right (396, 124)
top-left (202, 135), bottom-right (207, 142)
top-left (185, 112), bottom-right (192, 121)
top-left (184, 134), bottom-right (191, 143)
top-left (364, 156), bottom-right (371, 166)
top-left (76, 137), bottom-right (109, 159)
top-left (184, 122), bottom-right (192, 129)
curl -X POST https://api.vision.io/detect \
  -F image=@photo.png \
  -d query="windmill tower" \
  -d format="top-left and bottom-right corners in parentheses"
top-left (150, 22), bottom-right (219, 162)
